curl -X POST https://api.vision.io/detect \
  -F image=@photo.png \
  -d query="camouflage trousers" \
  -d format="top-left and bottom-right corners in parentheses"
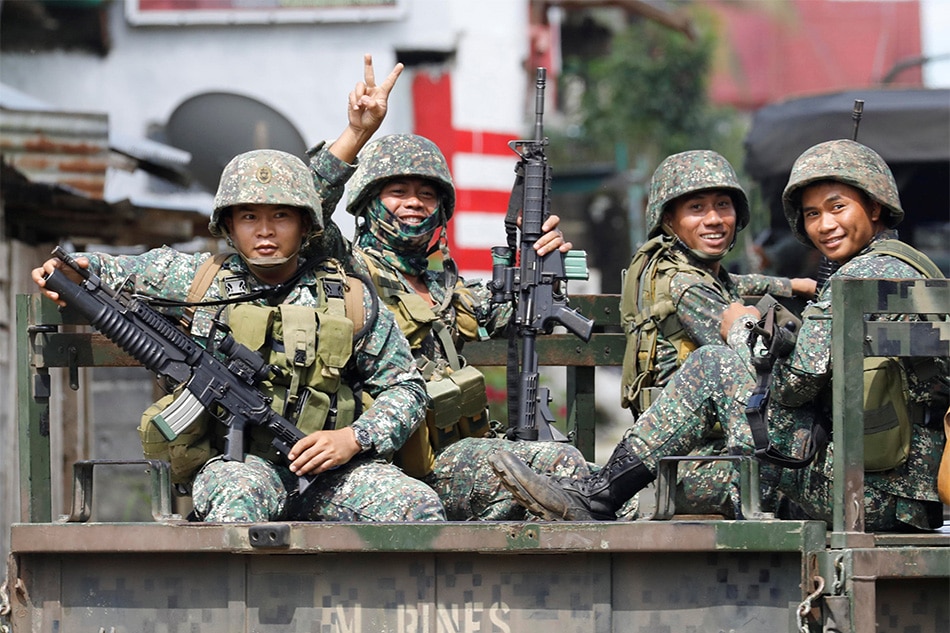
top-left (192, 454), bottom-right (446, 522)
top-left (424, 437), bottom-right (590, 520)
top-left (626, 345), bottom-right (936, 531)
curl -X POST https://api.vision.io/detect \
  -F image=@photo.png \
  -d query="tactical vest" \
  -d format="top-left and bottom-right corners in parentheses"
top-left (139, 256), bottom-right (364, 483)
top-left (355, 250), bottom-right (490, 478)
top-left (620, 236), bottom-right (723, 414)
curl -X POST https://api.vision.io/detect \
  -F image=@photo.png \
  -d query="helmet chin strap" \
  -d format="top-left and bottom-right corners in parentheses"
top-left (245, 255), bottom-right (293, 269)
top-left (236, 242), bottom-right (302, 275)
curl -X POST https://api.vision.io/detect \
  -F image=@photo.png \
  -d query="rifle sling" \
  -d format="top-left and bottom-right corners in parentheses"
top-left (745, 365), bottom-right (825, 469)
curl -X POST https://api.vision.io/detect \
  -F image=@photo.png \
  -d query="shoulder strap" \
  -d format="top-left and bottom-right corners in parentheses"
top-left (621, 236), bottom-right (670, 325)
top-left (355, 249), bottom-right (407, 298)
top-left (180, 252), bottom-right (231, 329)
top-left (189, 253), bottom-right (231, 302)
top-left (869, 239), bottom-right (944, 279)
top-left (344, 273), bottom-right (366, 333)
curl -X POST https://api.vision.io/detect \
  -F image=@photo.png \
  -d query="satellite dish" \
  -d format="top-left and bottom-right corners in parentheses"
top-left (166, 92), bottom-right (308, 192)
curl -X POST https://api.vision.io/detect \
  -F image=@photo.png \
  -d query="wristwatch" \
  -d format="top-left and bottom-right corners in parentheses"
top-left (354, 426), bottom-right (373, 453)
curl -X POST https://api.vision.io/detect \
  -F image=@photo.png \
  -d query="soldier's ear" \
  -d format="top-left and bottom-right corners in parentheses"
top-left (222, 211), bottom-right (234, 235)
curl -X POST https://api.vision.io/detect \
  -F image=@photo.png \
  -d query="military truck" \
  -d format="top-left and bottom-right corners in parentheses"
top-left (4, 272), bottom-right (948, 632)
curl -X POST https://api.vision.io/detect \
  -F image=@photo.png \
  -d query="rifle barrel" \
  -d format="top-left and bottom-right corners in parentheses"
top-left (533, 67), bottom-right (546, 142)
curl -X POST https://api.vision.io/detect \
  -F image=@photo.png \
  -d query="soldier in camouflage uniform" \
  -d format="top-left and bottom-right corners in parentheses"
top-left (491, 139), bottom-right (946, 531)
top-left (619, 151), bottom-right (815, 517)
top-left (34, 58), bottom-right (447, 523)
top-left (307, 133), bottom-right (590, 520)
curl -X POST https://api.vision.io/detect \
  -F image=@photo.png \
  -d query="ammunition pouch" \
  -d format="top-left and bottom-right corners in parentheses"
top-left (391, 290), bottom-right (439, 348)
top-left (230, 303), bottom-right (356, 462)
top-left (395, 361), bottom-right (491, 479)
top-left (425, 363), bottom-right (488, 428)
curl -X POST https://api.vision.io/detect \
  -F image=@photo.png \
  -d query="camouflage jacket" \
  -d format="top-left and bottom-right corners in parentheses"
top-left (763, 231), bottom-right (944, 513)
top-left (80, 246), bottom-right (428, 459)
top-left (306, 140), bottom-right (356, 263)
top-left (352, 247), bottom-right (509, 363)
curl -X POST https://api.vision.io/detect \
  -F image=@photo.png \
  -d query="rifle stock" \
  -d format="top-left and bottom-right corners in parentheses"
top-left (42, 248), bottom-right (316, 493)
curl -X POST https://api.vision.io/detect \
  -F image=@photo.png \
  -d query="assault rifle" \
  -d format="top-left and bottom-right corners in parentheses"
top-left (489, 68), bottom-right (594, 442)
top-left (42, 247), bottom-right (316, 493)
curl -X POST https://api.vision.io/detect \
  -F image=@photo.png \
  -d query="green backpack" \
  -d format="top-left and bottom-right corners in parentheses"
top-left (860, 239), bottom-right (944, 472)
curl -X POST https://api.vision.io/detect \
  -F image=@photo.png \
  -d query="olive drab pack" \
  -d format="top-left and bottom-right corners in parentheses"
top-left (139, 387), bottom-right (214, 486)
top-left (620, 235), bottom-right (720, 414)
top-left (139, 256), bottom-right (366, 482)
top-left (355, 251), bottom-right (490, 478)
top-left (858, 239), bottom-right (945, 472)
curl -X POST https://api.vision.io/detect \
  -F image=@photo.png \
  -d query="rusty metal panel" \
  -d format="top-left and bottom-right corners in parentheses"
top-left (0, 108), bottom-right (109, 199)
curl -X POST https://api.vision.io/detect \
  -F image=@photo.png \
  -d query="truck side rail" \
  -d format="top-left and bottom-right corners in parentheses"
top-left (830, 277), bottom-right (949, 541)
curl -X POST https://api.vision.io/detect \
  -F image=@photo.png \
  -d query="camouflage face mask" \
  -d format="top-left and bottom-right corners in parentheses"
top-left (357, 197), bottom-right (442, 275)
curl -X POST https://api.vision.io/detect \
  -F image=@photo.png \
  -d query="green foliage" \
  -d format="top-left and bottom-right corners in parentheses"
top-left (554, 12), bottom-right (745, 171)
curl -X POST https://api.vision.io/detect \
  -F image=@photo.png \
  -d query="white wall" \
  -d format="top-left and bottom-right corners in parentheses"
top-left (0, 0), bottom-right (530, 216)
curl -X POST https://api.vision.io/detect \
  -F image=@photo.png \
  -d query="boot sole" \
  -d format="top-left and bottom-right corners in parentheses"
top-left (488, 453), bottom-right (598, 521)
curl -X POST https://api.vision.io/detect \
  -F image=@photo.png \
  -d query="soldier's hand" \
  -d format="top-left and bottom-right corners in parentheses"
top-left (517, 213), bottom-right (573, 256)
top-left (791, 277), bottom-right (817, 298)
top-left (287, 428), bottom-right (361, 475)
top-left (347, 53), bottom-right (404, 138)
top-left (31, 256), bottom-right (88, 307)
top-left (329, 54), bottom-right (404, 164)
top-left (720, 302), bottom-right (759, 340)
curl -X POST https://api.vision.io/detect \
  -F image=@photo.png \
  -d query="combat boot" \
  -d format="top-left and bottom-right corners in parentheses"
top-left (489, 442), bottom-right (654, 520)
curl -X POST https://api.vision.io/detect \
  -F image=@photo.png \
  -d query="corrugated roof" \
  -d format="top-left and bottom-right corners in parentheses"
top-left (0, 106), bottom-right (110, 199)
top-left (0, 83), bottom-right (208, 246)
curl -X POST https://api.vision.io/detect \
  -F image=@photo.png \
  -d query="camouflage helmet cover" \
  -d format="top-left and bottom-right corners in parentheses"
top-left (346, 134), bottom-right (456, 220)
top-left (646, 150), bottom-right (750, 238)
top-left (782, 139), bottom-right (903, 245)
top-left (210, 149), bottom-right (323, 238)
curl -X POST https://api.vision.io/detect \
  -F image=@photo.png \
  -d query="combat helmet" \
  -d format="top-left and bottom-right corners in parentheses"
top-left (646, 150), bottom-right (750, 238)
top-left (782, 139), bottom-right (903, 245)
top-left (210, 149), bottom-right (323, 239)
top-left (346, 134), bottom-right (456, 220)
